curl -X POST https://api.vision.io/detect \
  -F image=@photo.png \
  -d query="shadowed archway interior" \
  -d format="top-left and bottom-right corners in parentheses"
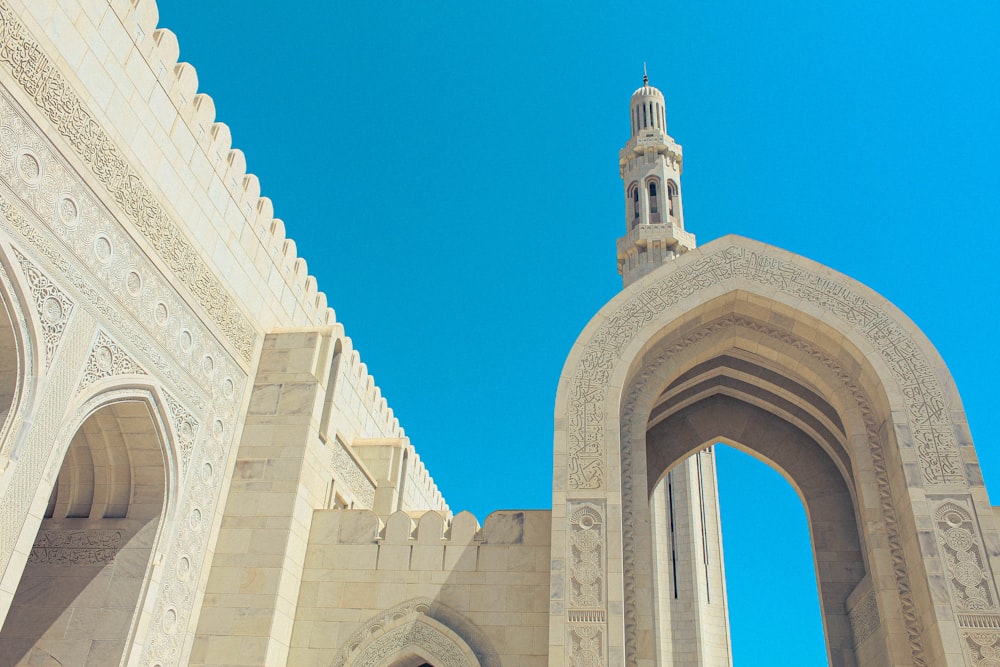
top-left (0, 400), bottom-right (167, 667)
top-left (644, 349), bottom-right (867, 666)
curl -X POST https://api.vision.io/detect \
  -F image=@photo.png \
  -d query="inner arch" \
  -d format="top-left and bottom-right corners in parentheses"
top-left (647, 392), bottom-right (865, 665)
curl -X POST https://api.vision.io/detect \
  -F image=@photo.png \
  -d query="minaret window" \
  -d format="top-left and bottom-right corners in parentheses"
top-left (649, 181), bottom-right (661, 223)
top-left (630, 184), bottom-right (640, 228)
top-left (667, 180), bottom-right (679, 220)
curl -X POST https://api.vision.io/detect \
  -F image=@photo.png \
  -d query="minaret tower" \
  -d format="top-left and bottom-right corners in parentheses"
top-left (617, 72), bottom-right (733, 666)
top-left (617, 69), bottom-right (696, 287)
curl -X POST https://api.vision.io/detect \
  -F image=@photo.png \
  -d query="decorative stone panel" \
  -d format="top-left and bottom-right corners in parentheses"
top-left (28, 528), bottom-right (123, 566)
top-left (933, 498), bottom-right (998, 611)
top-left (11, 245), bottom-right (72, 368)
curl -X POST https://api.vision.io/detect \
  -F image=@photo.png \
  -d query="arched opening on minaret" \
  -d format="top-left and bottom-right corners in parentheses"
top-left (666, 179), bottom-right (679, 222)
top-left (648, 180), bottom-right (661, 223)
top-left (630, 183), bottom-right (641, 228)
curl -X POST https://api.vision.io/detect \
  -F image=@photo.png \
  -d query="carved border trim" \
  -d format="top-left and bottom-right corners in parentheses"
top-left (567, 244), bottom-right (961, 491)
top-left (0, 2), bottom-right (256, 361)
top-left (618, 315), bottom-right (927, 666)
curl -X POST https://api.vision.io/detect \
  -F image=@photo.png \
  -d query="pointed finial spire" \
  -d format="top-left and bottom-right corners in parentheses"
top-left (643, 62), bottom-right (648, 86)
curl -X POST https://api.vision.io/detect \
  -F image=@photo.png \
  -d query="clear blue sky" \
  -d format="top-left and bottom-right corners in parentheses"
top-left (156, 2), bottom-right (1000, 663)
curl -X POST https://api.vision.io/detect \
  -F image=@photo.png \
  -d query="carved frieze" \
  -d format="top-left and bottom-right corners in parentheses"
top-left (29, 528), bottom-right (123, 565)
top-left (0, 3), bottom-right (257, 361)
top-left (567, 245), bottom-right (962, 491)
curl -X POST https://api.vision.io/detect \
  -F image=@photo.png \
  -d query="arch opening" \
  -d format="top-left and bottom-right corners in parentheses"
top-left (0, 400), bottom-right (168, 666)
top-left (641, 349), bottom-right (868, 666)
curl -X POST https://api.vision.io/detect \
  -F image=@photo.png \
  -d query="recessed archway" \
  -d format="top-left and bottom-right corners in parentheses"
top-left (551, 236), bottom-right (998, 666)
top-left (0, 398), bottom-right (168, 666)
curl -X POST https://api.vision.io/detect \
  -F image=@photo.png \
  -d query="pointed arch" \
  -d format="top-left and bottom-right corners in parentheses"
top-left (1, 381), bottom-right (182, 665)
top-left (333, 598), bottom-right (500, 667)
top-left (552, 235), bottom-right (994, 666)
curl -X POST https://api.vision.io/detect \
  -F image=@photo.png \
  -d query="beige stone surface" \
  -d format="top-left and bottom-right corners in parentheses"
top-left (0, 1), bottom-right (996, 666)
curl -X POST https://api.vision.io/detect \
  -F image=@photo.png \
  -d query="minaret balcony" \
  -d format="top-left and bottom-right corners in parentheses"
top-left (616, 222), bottom-right (695, 257)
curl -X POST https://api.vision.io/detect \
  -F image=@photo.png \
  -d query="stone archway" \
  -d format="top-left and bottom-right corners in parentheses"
top-left (0, 394), bottom-right (172, 666)
top-left (550, 236), bottom-right (1000, 666)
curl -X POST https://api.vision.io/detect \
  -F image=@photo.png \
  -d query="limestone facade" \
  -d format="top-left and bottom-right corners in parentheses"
top-left (0, 2), bottom-right (998, 666)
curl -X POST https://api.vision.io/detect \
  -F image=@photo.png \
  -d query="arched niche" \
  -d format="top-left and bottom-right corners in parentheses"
top-left (0, 387), bottom-right (177, 667)
top-left (551, 236), bottom-right (1000, 667)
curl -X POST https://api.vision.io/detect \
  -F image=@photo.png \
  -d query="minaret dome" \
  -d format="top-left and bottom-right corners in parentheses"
top-left (629, 78), bottom-right (667, 136)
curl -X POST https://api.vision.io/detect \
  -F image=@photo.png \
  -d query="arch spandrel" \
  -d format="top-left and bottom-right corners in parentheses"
top-left (551, 235), bottom-right (996, 666)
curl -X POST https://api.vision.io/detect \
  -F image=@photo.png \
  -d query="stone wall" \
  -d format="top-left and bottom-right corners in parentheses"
top-left (288, 509), bottom-right (552, 667)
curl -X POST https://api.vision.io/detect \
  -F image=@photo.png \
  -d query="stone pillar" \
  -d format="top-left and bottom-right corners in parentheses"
top-left (190, 329), bottom-right (332, 667)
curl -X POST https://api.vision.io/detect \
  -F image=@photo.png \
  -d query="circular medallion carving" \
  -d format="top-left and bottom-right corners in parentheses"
top-left (946, 526), bottom-right (974, 552)
top-left (944, 510), bottom-right (965, 528)
top-left (189, 508), bottom-right (202, 530)
top-left (202, 355), bottom-right (215, 376)
top-left (16, 150), bottom-right (40, 184)
top-left (179, 329), bottom-right (192, 352)
top-left (222, 377), bottom-right (234, 399)
top-left (94, 235), bottom-right (113, 263)
top-left (179, 421), bottom-right (193, 440)
top-left (176, 555), bottom-right (191, 581)
top-left (57, 196), bottom-right (79, 226)
top-left (162, 607), bottom-right (177, 634)
top-left (201, 462), bottom-right (213, 484)
top-left (42, 296), bottom-right (63, 324)
top-left (212, 419), bottom-right (224, 441)
top-left (125, 270), bottom-right (142, 296)
top-left (956, 560), bottom-right (984, 587)
top-left (95, 345), bottom-right (113, 371)
top-left (154, 302), bottom-right (168, 326)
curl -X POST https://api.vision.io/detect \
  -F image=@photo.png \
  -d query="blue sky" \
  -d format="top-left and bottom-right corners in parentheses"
top-left (155, 2), bottom-right (1000, 663)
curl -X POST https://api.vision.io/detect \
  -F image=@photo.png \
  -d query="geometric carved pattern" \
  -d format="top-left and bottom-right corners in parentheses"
top-left (566, 501), bottom-right (607, 667)
top-left (618, 314), bottom-right (928, 667)
top-left (567, 624), bottom-right (605, 667)
top-left (849, 587), bottom-right (880, 647)
top-left (163, 391), bottom-right (200, 469)
top-left (11, 245), bottom-right (72, 368)
top-left (962, 631), bottom-right (1000, 667)
top-left (934, 499), bottom-right (997, 611)
top-left (568, 502), bottom-right (605, 610)
top-left (331, 436), bottom-right (376, 507)
top-left (28, 528), bottom-right (123, 565)
top-left (78, 330), bottom-right (145, 393)
top-left (0, 2), bottom-right (256, 361)
top-left (331, 599), bottom-right (435, 667)
top-left (568, 245), bottom-right (962, 491)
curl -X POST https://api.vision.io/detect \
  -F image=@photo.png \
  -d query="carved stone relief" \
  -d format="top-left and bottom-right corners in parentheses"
top-left (28, 528), bottom-right (122, 565)
top-left (163, 391), bottom-right (200, 471)
top-left (0, 2), bottom-right (257, 362)
top-left (331, 436), bottom-right (375, 507)
top-left (962, 631), bottom-right (1000, 667)
top-left (10, 245), bottom-right (71, 368)
top-left (849, 588), bottom-right (880, 647)
top-left (566, 245), bottom-right (962, 491)
top-left (567, 624), bottom-right (605, 667)
top-left (565, 501), bottom-right (607, 667)
top-left (78, 330), bottom-right (146, 392)
top-left (934, 499), bottom-right (998, 611)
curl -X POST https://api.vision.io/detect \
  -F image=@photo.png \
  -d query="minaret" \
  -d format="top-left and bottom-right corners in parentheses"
top-left (617, 72), bottom-right (732, 666)
top-left (617, 69), bottom-right (696, 287)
